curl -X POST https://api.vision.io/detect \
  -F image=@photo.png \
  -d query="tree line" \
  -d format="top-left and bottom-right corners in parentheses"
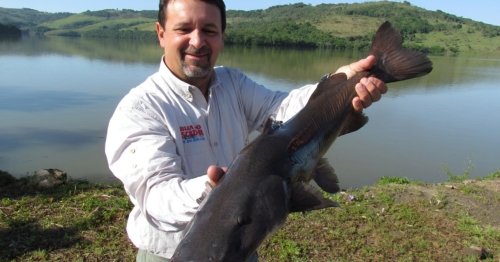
top-left (3, 2), bottom-right (499, 53)
top-left (224, 21), bottom-right (372, 50)
top-left (0, 23), bottom-right (21, 35)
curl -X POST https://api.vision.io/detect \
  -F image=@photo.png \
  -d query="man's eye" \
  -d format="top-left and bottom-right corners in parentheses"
top-left (204, 30), bottom-right (217, 36)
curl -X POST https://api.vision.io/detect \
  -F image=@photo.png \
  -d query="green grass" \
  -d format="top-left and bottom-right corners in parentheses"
top-left (442, 158), bottom-right (475, 182)
top-left (38, 14), bottom-right (106, 29)
top-left (0, 176), bottom-right (135, 261)
top-left (259, 173), bottom-right (500, 261)
top-left (1, 169), bottom-right (499, 261)
top-left (43, 17), bottom-right (156, 36)
top-left (406, 24), bottom-right (500, 54)
top-left (483, 171), bottom-right (500, 180)
top-left (313, 15), bottom-right (385, 37)
top-left (376, 175), bottom-right (413, 185)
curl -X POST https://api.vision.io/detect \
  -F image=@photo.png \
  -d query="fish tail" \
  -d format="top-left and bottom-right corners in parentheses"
top-left (368, 21), bottom-right (433, 83)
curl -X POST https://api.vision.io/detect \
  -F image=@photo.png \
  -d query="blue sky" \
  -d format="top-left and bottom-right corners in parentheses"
top-left (0, 0), bottom-right (499, 26)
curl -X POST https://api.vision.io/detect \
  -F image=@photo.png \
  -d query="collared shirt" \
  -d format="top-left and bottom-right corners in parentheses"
top-left (105, 58), bottom-right (317, 258)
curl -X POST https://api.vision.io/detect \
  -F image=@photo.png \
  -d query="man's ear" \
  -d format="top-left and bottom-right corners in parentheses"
top-left (156, 22), bottom-right (165, 48)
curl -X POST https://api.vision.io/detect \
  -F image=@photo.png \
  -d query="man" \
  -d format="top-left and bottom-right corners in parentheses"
top-left (105, 0), bottom-right (387, 260)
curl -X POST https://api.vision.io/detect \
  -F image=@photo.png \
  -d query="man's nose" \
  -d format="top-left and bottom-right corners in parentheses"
top-left (189, 29), bottom-right (205, 49)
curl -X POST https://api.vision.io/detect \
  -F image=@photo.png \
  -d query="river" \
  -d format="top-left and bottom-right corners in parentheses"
top-left (0, 35), bottom-right (499, 189)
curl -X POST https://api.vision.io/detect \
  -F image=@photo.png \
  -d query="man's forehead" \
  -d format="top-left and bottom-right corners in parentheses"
top-left (167, 0), bottom-right (220, 13)
top-left (166, 0), bottom-right (222, 26)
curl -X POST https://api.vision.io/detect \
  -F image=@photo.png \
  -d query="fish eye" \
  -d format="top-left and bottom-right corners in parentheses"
top-left (237, 215), bottom-right (252, 225)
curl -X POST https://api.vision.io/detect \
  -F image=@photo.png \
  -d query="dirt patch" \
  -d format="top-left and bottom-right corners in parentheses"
top-left (392, 180), bottom-right (500, 227)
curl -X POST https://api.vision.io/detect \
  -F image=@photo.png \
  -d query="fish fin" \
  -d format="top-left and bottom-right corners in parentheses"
top-left (309, 73), bottom-right (347, 102)
top-left (290, 182), bottom-right (339, 212)
top-left (339, 112), bottom-right (369, 136)
top-left (368, 21), bottom-right (433, 83)
top-left (287, 124), bottom-right (314, 152)
top-left (262, 115), bottom-right (282, 134)
top-left (313, 158), bottom-right (340, 194)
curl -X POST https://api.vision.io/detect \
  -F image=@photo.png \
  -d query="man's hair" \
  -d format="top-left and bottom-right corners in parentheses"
top-left (158, 0), bottom-right (226, 32)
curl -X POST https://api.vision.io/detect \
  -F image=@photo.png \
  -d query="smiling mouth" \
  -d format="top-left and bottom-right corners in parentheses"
top-left (183, 46), bottom-right (211, 60)
top-left (185, 53), bottom-right (208, 59)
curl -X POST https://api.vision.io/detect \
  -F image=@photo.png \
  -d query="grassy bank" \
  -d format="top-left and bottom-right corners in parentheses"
top-left (1, 170), bottom-right (499, 261)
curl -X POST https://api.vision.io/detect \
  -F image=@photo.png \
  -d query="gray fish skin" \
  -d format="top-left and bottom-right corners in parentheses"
top-left (171, 21), bottom-right (433, 262)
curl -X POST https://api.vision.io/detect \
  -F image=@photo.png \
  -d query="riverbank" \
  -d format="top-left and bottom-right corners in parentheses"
top-left (1, 170), bottom-right (499, 261)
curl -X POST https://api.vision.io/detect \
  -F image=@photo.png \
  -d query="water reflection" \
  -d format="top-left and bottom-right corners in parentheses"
top-left (0, 133), bottom-right (23, 151)
top-left (0, 35), bottom-right (161, 63)
top-left (0, 128), bottom-right (104, 150)
top-left (0, 86), bottom-right (112, 112)
top-left (1, 36), bottom-right (499, 188)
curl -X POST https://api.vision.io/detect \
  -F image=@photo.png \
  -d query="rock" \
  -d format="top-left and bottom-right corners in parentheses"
top-left (32, 169), bottom-right (67, 188)
top-left (465, 246), bottom-right (489, 260)
top-left (463, 180), bottom-right (475, 186)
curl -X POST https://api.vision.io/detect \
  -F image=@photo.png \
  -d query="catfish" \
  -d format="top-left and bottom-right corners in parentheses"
top-left (172, 21), bottom-right (433, 262)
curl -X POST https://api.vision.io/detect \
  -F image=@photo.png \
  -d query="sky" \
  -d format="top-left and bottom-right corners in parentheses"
top-left (0, 0), bottom-right (499, 26)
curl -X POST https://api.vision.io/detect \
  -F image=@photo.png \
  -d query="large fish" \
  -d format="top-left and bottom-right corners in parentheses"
top-left (172, 21), bottom-right (433, 262)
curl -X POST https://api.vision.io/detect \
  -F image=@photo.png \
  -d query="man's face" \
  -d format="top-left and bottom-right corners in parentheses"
top-left (157, 0), bottom-right (224, 85)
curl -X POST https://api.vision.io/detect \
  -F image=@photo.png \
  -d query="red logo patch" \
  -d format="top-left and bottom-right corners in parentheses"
top-left (180, 125), bottom-right (206, 144)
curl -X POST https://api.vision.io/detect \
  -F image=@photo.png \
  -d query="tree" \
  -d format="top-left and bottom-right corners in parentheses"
top-left (0, 23), bottom-right (21, 35)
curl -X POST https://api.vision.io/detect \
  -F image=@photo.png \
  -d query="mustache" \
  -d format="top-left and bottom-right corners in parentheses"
top-left (183, 46), bottom-right (212, 56)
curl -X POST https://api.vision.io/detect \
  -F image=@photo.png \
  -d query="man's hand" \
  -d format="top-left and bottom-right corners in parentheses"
top-left (207, 165), bottom-right (227, 187)
top-left (335, 55), bottom-right (388, 113)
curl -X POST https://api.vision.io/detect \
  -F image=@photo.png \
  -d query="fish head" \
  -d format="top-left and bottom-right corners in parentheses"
top-left (171, 174), bottom-right (290, 262)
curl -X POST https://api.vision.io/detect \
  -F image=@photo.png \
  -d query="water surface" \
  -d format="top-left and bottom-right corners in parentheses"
top-left (1, 36), bottom-right (499, 188)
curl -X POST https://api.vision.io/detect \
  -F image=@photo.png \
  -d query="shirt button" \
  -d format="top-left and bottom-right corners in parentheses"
top-left (185, 93), bottom-right (192, 99)
top-left (213, 142), bottom-right (219, 146)
top-left (130, 149), bottom-right (135, 153)
top-left (132, 164), bottom-right (137, 169)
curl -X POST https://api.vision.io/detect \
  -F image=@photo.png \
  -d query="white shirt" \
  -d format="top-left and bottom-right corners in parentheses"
top-left (105, 58), bottom-right (317, 258)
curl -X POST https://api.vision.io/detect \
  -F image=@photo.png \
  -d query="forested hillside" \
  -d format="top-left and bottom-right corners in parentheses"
top-left (0, 7), bottom-right (72, 29)
top-left (0, 22), bottom-right (21, 35)
top-left (224, 2), bottom-right (500, 53)
top-left (1, 1), bottom-right (499, 54)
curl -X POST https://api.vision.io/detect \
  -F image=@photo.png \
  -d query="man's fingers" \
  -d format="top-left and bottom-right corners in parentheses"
top-left (350, 55), bottom-right (376, 73)
top-left (352, 97), bottom-right (363, 113)
top-left (337, 55), bottom-right (377, 79)
top-left (368, 77), bottom-right (388, 95)
top-left (355, 83), bottom-right (372, 109)
top-left (207, 165), bottom-right (227, 187)
top-left (363, 78), bottom-right (382, 102)
top-left (341, 55), bottom-right (388, 112)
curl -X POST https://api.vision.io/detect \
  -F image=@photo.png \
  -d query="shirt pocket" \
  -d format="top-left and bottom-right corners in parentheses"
top-left (181, 138), bottom-right (217, 179)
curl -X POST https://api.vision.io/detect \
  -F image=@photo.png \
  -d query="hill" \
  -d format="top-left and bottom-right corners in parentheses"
top-left (0, 7), bottom-right (72, 29)
top-left (31, 9), bottom-right (157, 39)
top-left (1, 1), bottom-right (500, 54)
